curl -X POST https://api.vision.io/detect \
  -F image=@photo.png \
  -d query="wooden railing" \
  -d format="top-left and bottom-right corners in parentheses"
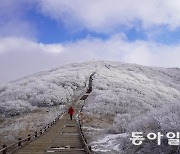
top-left (77, 105), bottom-right (93, 154)
top-left (0, 113), bottom-right (64, 154)
top-left (0, 72), bottom-right (95, 154)
top-left (76, 72), bottom-right (96, 154)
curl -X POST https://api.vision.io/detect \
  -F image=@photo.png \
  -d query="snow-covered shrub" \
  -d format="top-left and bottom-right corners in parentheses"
top-left (0, 62), bottom-right (95, 117)
top-left (82, 61), bottom-right (180, 153)
top-left (0, 84), bottom-right (7, 93)
top-left (0, 62), bottom-right (96, 145)
top-left (112, 113), bottom-right (132, 133)
top-left (1, 61), bottom-right (180, 153)
top-left (127, 115), bottom-right (161, 134)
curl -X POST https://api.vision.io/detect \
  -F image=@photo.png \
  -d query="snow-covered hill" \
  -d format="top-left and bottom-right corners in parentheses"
top-left (0, 63), bottom-right (94, 145)
top-left (1, 61), bottom-right (180, 153)
top-left (81, 62), bottom-right (180, 154)
top-left (0, 63), bottom-right (94, 117)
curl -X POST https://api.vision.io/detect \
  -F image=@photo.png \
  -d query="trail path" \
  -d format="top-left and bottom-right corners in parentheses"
top-left (14, 101), bottom-right (86, 154)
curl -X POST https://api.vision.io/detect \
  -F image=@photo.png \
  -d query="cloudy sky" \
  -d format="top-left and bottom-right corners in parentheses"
top-left (1, 0), bottom-right (180, 83)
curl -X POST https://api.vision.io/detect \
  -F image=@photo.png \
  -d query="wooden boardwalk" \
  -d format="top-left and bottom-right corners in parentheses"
top-left (0, 73), bottom-right (95, 154)
top-left (13, 101), bottom-right (86, 154)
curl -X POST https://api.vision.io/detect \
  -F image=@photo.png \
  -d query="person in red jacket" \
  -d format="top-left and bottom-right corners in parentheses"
top-left (68, 106), bottom-right (74, 120)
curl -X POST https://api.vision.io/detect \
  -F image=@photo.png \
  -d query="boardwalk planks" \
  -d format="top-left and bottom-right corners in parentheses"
top-left (14, 104), bottom-right (86, 154)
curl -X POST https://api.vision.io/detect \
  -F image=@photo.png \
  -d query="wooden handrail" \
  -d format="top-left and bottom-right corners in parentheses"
top-left (0, 112), bottom-right (63, 154)
top-left (77, 106), bottom-right (93, 154)
top-left (0, 73), bottom-right (95, 154)
top-left (76, 72), bottom-right (96, 154)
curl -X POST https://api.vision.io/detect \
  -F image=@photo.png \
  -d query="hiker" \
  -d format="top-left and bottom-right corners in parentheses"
top-left (68, 106), bottom-right (74, 120)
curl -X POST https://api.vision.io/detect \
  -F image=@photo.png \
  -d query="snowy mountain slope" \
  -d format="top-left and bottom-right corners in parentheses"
top-left (1, 61), bottom-right (180, 153)
top-left (0, 63), bottom-right (94, 117)
top-left (80, 61), bottom-right (180, 154)
top-left (0, 62), bottom-right (95, 145)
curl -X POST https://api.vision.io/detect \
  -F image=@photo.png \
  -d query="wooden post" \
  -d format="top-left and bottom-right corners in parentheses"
top-left (28, 134), bottom-right (31, 141)
top-left (35, 131), bottom-right (38, 138)
top-left (2, 145), bottom-right (7, 154)
top-left (18, 138), bottom-right (21, 146)
top-left (88, 146), bottom-right (92, 152)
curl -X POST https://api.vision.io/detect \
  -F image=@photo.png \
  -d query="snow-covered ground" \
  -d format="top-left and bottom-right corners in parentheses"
top-left (81, 61), bottom-right (180, 154)
top-left (1, 61), bottom-right (180, 153)
top-left (0, 63), bottom-right (94, 145)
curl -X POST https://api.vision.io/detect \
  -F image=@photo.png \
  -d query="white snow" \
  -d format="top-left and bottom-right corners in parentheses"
top-left (90, 133), bottom-right (127, 153)
top-left (0, 62), bottom-right (95, 145)
top-left (0, 63), bottom-right (94, 117)
top-left (81, 61), bottom-right (180, 154)
top-left (1, 61), bottom-right (180, 153)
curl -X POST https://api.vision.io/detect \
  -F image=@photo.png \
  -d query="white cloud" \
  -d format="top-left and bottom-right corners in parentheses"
top-left (0, 37), bottom-right (96, 83)
top-left (1, 1), bottom-right (180, 83)
top-left (36, 0), bottom-right (180, 32)
top-left (1, 36), bottom-right (180, 83)
top-left (39, 43), bottom-right (64, 54)
top-left (0, 0), bottom-right (37, 39)
top-left (0, 37), bottom-right (64, 54)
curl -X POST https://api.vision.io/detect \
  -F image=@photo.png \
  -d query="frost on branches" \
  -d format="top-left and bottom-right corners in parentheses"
top-left (0, 62), bottom-right (94, 145)
top-left (1, 61), bottom-right (180, 153)
top-left (82, 61), bottom-right (180, 154)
